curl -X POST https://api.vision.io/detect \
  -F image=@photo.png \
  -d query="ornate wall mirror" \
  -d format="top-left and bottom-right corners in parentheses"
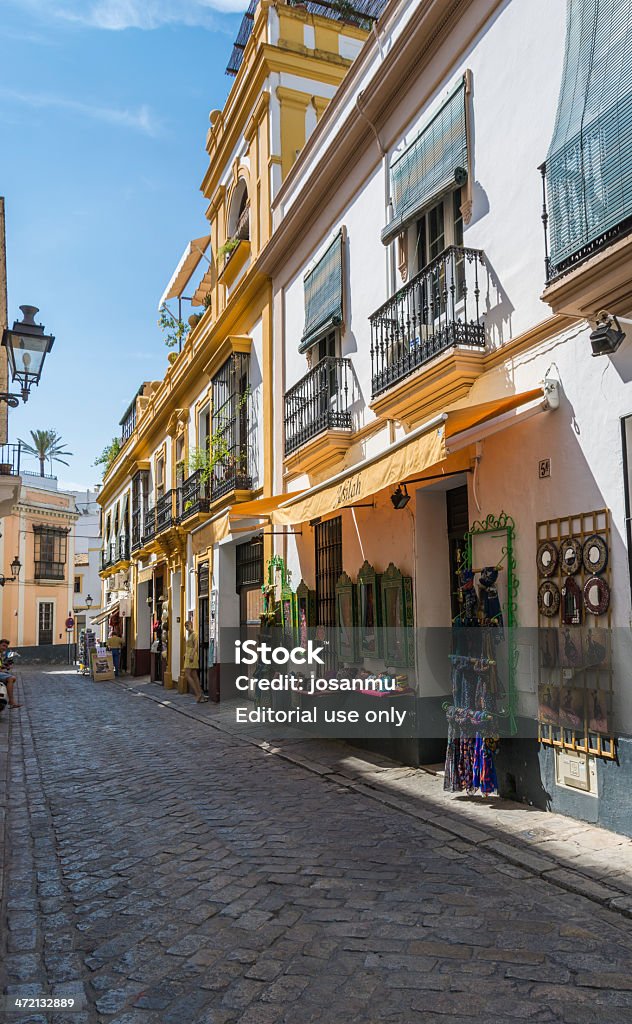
top-left (336, 571), bottom-right (358, 662)
top-left (380, 562), bottom-right (414, 667)
top-left (357, 560), bottom-right (382, 657)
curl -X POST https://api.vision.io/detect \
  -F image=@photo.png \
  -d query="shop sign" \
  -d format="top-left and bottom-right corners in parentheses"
top-left (335, 474), bottom-right (362, 508)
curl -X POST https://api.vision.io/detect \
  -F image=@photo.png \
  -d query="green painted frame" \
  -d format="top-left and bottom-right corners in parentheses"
top-left (465, 511), bottom-right (519, 733)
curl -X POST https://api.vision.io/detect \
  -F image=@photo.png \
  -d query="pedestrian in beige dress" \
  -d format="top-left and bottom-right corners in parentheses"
top-left (183, 620), bottom-right (207, 703)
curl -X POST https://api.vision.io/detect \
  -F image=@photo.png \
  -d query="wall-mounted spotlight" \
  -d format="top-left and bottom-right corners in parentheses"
top-left (391, 484), bottom-right (410, 510)
top-left (590, 312), bottom-right (626, 356)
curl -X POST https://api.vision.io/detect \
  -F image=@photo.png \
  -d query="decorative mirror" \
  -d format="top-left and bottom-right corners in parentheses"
top-left (380, 562), bottom-right (414, 667)
top-left (582, 535), bottom-right (608, 575)
top-left (583, 575), bottom-right (610, 616)
top-left (281, 580), bottom-right (296, 638)
top-left (536, 540), bottom-right (558, 578)
top-left (538, 581), bottom-right (560, 617)
top-left (561, 576), bottom-right (582, 625)
top-left (357, 560), bottom-right (382, 658)
top-left (296, 580), bottom-right (316, 649)
top-left (336, 571), bottom-right (358, 661)
top-left (559, 537), bottom-right (582, 575)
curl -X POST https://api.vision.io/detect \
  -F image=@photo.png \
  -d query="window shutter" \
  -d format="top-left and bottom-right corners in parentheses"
top-left (299, 231), bottom-right (344, 354)
top-left (382, 77), bottom-right (468, 246)
top-left (547, 0), bottom-right (632, 272)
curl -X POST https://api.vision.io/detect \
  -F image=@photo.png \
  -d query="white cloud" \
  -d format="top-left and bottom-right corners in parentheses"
top-left (0, 88), bottom-right (161, 136)
top-left (10, 0), bottom-right (249, 31)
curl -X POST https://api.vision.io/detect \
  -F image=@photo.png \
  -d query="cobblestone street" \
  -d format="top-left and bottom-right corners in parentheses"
top-left (3, 669), bottom-right (632, 1024)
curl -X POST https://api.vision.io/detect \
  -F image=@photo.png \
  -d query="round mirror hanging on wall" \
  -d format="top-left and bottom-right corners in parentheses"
top-left (583, 575), bottom-right (610, 616)
top-left (538, 581), bottom-right (560, 617)
top-left (536, 541), bottom-right (559, 578)
top-left (582, 535), bottom-right (608, 575)
top-left (558, 538), bottom-right (582, 575)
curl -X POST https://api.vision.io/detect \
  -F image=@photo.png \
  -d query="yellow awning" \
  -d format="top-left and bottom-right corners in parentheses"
top-left (229, 493), bottom-right (303, 518)
top-left (272, 387), bottom-right (544, 528)
top-left (444, 387), bottom-right (544, 438)
top-left (159, 235), bottom-right (211, 307)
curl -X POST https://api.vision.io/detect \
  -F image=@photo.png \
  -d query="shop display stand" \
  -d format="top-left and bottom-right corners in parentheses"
top-left (443, 512), bottom-right (518, 795)
top-left (537, 508), bottom-right (615, 760)
top-left (77, 628), bottom-right (96, 676)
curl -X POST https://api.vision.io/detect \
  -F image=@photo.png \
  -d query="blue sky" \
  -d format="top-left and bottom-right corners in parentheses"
top-left (1, 0), bottom-right (249, 488)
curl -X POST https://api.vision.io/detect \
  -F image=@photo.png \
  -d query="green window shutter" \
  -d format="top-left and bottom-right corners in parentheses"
top-left (547, 0), bottom-right (632, 272)
top-left (299, 231), bottom-right (344, 354)
top-left (382, 77), bottom-right (468, 246)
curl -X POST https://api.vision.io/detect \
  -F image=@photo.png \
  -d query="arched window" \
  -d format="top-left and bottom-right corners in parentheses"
top-left (228, 179), bottom-right (250, 242)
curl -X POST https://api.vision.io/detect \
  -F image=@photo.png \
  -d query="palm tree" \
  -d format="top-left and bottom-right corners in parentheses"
top-left (18, 430), bottom-right (73, 477)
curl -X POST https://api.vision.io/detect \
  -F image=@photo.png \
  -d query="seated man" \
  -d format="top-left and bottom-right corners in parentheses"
top-left (0, 638), bottom-right (20, 708)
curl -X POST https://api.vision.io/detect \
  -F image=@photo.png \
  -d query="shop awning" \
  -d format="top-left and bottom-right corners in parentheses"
top-left (191, 493), bottom-right (304, 554)
top-left (159, 235), bottom-right (211, 308)
top-left (272, 387), bottom-right (546, 527)
top-left (91, 602), bottom-right (119, 627)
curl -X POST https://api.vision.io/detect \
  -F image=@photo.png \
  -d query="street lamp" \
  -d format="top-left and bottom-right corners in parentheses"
top-left (1, 305), bottom-right (54, 406)
top-left (85, 594), bottom-right (93, 609)
top-left (0, 555), bottom-right (21, 586)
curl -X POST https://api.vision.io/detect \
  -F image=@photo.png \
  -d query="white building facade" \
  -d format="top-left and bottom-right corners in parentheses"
top-left (257, 0), bottom-right (632, 833)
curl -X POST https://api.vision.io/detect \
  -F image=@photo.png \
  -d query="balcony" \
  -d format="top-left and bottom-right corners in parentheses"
top-left (539, 161), bottom-right (632, 318)
top-left (369, 246), bottom-right (486, 427)
top-left (177, 470), bottom-right (210, 522)
top-left (0, 443), bottom-right (21, 476)
top-left (131, 508), bottom-right (142, 552)
top-left (35, 561), bottom-right (65, 582)
top-left (285, 357), bottom-right (352, 455)
top-left (142, 505), bottom-right (157, 545)
top-left (118, 534), bottom-right (130, 562)
top-left (156, 490), bottom-right (175, 534)
top-left (283, 357), bottom-right (355, 476)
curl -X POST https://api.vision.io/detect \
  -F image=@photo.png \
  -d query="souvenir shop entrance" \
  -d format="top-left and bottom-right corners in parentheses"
top-left (236, 534), bottom-right (264, 646)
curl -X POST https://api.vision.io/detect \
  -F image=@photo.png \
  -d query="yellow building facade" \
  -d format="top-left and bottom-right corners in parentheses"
top-left (98, 0), bottom-right (372, 689)
top-left (0, 476), bottom-right (78, 649)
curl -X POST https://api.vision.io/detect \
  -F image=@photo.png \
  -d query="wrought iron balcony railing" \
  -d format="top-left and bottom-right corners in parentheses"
top-left (0, 443), bottom-right (21, 476)
top-left (284, 357), bottom-right (352, 456)
top-left (369, 245), bottom-right (485, 399)
top-left (118, 534), bottom-right (130, 562)
top-left (35, 561), bottom-right (65, 581)
top-left (177, 470), bottom-right (210, 521)
top-left (211, 449), bottom-right (252, 502)
top-left (131, 508), bottom-right (142, 551)
top-left (142, 505), bottom-right (156, 545)
top-left (156, 490), bottom-right (174, 533)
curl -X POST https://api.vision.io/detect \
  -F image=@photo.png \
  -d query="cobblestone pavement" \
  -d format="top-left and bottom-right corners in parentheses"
top-left (3, 670), bottom-right (632, 1024)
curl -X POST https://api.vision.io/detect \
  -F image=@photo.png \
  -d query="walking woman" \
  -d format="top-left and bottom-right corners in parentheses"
top-left (183, 619), bottom-right (208, 703)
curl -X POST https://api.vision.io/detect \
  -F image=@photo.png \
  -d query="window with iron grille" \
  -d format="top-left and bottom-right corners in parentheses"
top-left (198, 560), bottom-right (209, 597)
top-left (34, 525), bottom-right (68, 581)
top-left (211, 353), bottom-right (252, 499)
top-left (236, 535), bottom-right (263, 590)
top-left (38, 601), bottom-right (54, 645)
top-left (315, 517), bottom-right (342, 627)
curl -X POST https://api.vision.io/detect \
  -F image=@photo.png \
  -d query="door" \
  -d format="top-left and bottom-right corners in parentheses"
top-left (197, 560), bottom-right (210, 694)
top-left (236, 538), bottom-right (264, 686)
top-left (446, 485), bottom-right (469, 621)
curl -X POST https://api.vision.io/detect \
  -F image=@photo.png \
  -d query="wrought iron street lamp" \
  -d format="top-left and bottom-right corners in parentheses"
top-left (0, 555), bottom-right (21, 586)
top-left (1, 305), bottom-right (54, 406)
top-left (85, 594), bottom-right (93, 609)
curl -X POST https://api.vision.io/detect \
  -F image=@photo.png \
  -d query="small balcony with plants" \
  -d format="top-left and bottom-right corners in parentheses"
top-left (284, 356), bottom-right (354, 476)
top-left (218, 195), bottom-right (250, 288)
top-left (369, 245), bottom-right (486, 427)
